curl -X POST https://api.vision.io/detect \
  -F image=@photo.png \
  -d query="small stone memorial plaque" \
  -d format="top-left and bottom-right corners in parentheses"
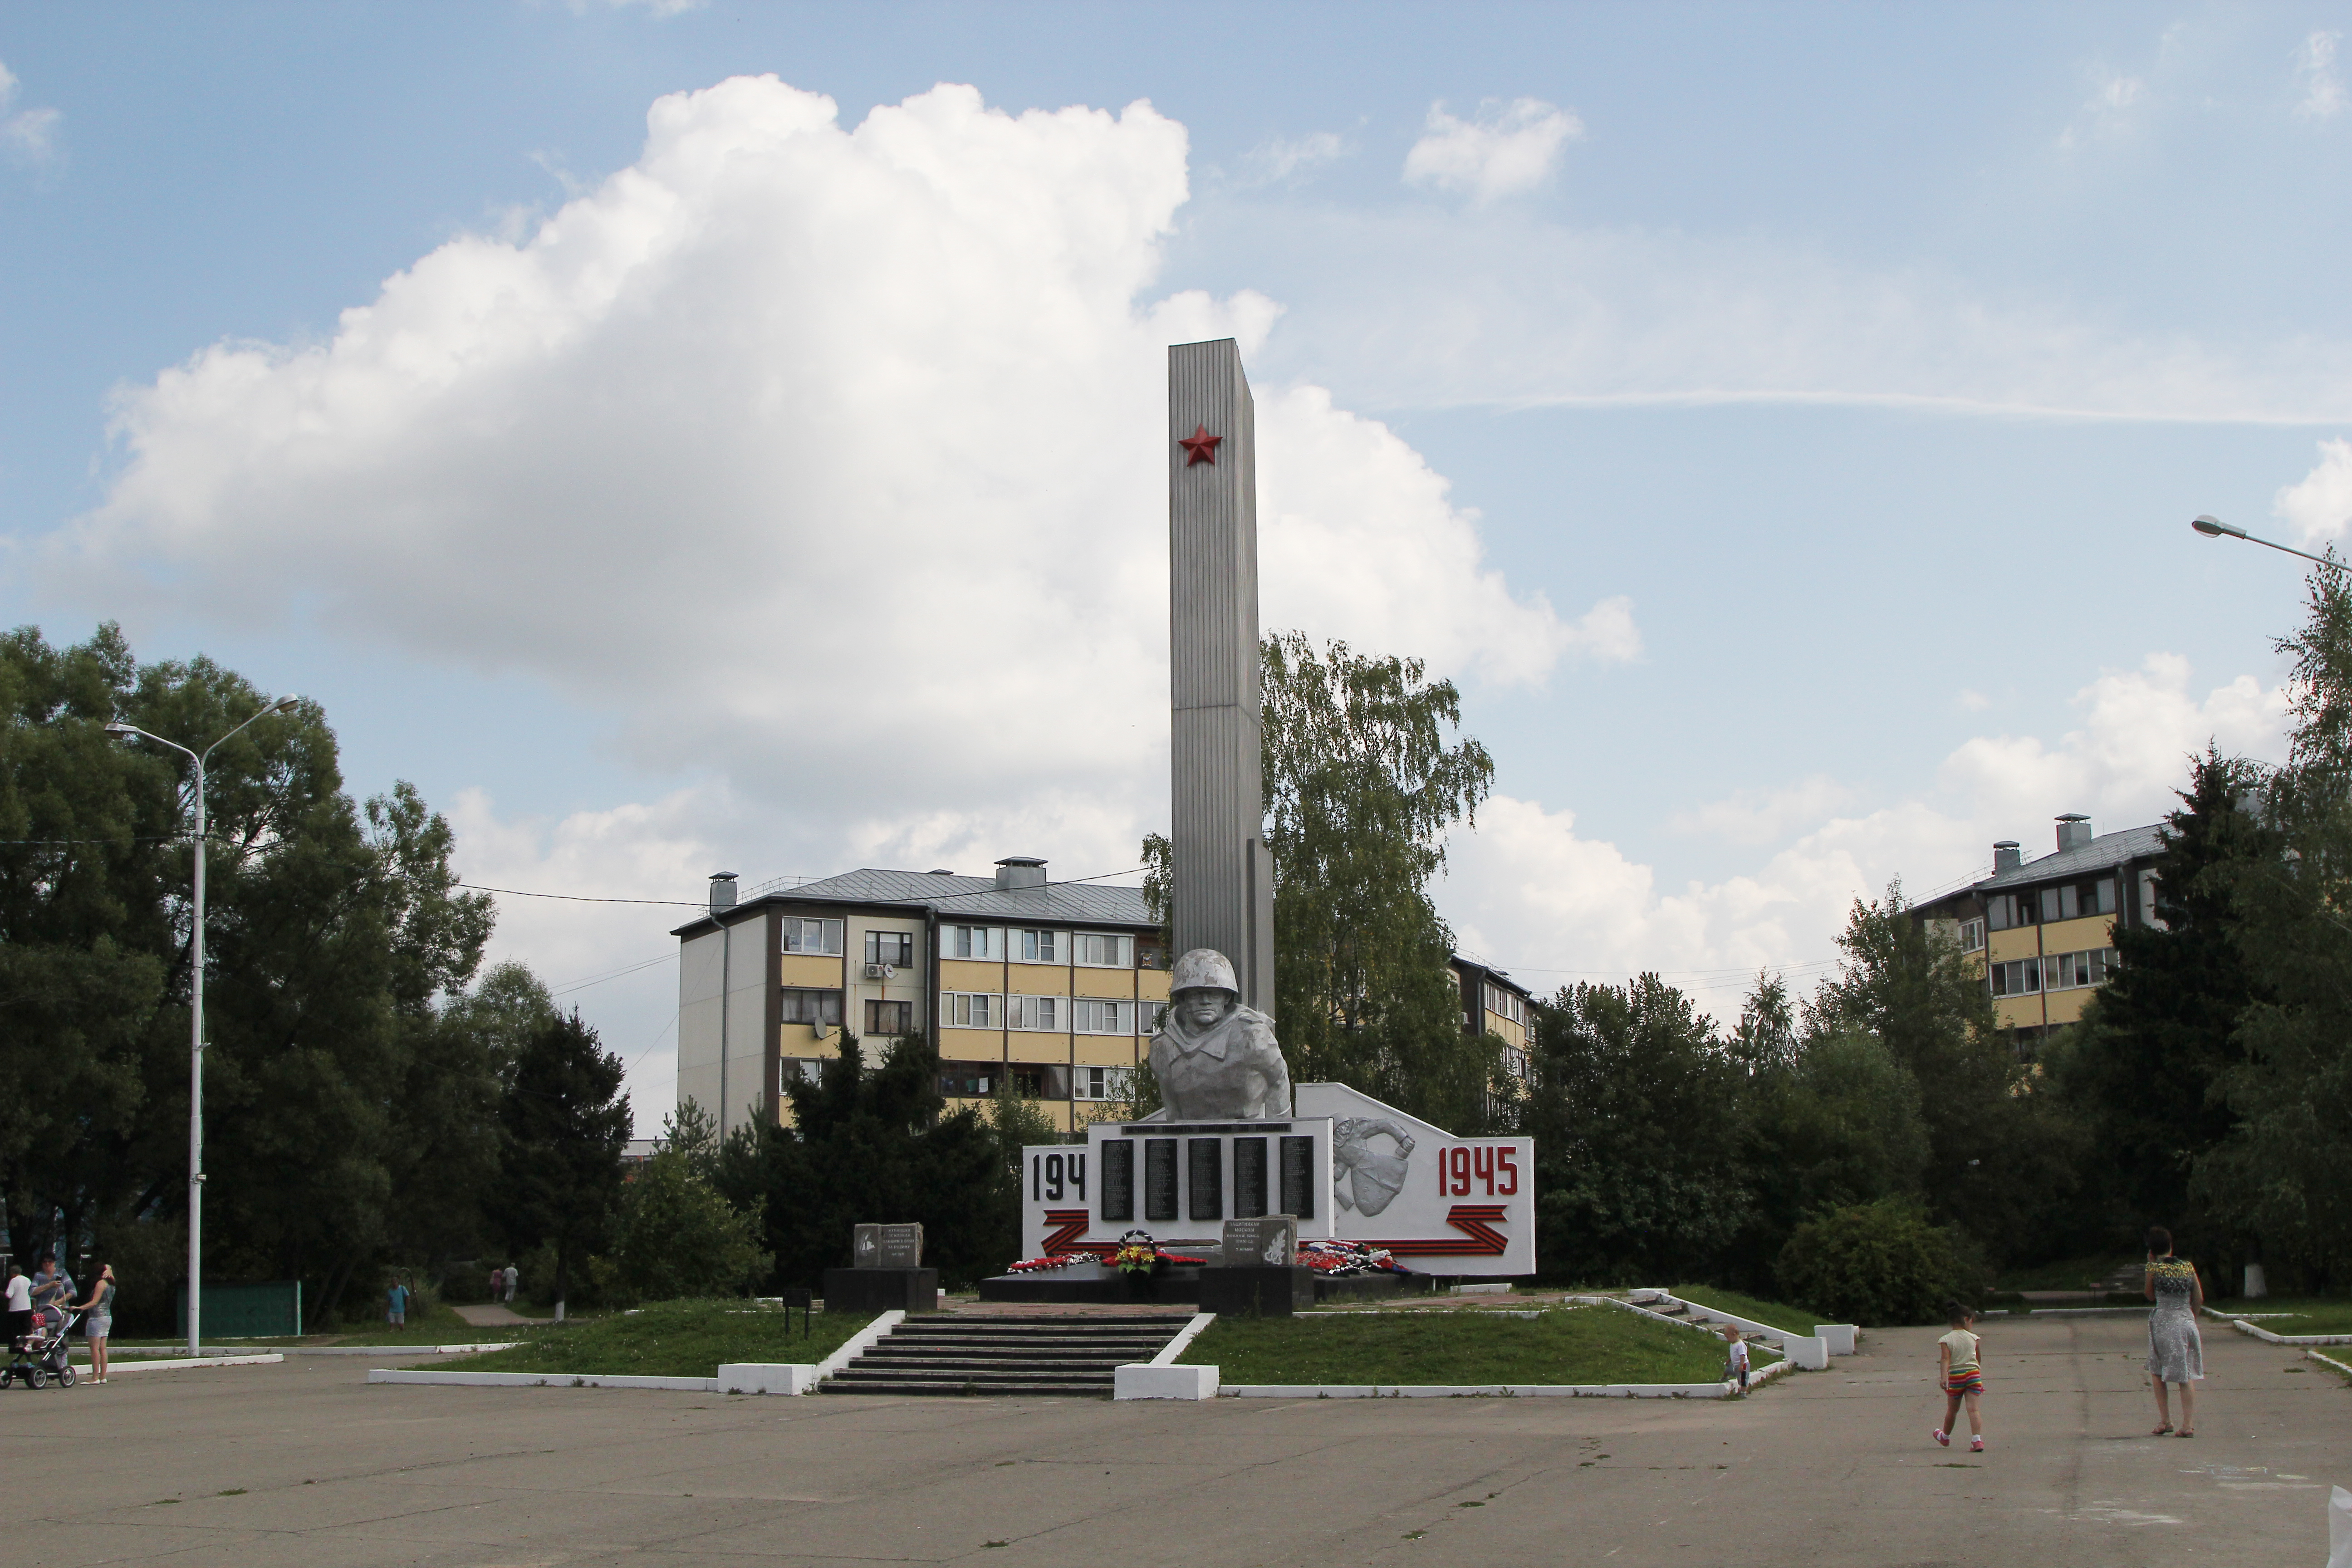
top-left (1279, 1135), bottom-right (1317, 1220)
top-left (1187, 1137), bottom-right (1224, 1221)
top-left (1233, 1137), bottom-right (1269, 1217)
top-left (853, 1223), bottom-right (924, 1268)
top-left (1144, 1138), bottom-right (1180, 1222)
top-left (1101, 1138), bottom-right (1135, 1222)
top-left (1220, 1215), bottom-right (1297, 1269)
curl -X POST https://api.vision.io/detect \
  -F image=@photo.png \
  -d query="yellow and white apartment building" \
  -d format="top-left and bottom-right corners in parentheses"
top-left (1451, 956), bottom-right (1536, 1081)
top-left (1911, 814), bottom-right (2169, 1054)
top-left (674, 858), bottom-right (1171, 1137)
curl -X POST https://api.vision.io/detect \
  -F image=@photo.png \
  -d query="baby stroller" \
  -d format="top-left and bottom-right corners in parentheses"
top-left (1, 1309), bottom-right (80, 1389)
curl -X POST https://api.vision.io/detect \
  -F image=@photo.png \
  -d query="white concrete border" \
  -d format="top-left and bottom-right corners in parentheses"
top-left (2223, 1315), bottom-right (2352, 1347)
top-left (365, 1312), bottom-right (897, 1395)
top-left (1221, 1358), bottom-right (1799, 1400)
top-left (284, 1343), bottom-right (520, 1356)
top-left (1113, 1313), bottom-right (1222, 1401)
top-left (89, 1353), bottom-right (284, 1374)
top-left (1149, 1313), bottom-right (1217, 1367)
top-left (1630, 1289), bottom-right (1852, 1362)
top-left (2304, 1348), bottom-right (2352, 1378)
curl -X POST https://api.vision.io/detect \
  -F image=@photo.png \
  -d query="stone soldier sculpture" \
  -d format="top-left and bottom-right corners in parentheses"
top-left (1149, 948), bottom-right (1293, 1120)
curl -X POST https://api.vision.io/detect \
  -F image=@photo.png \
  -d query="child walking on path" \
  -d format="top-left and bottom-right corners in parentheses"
top-left (1723, 1326), bottom-right (1750, 1392)
top-left (1933, 1302), bottom-right (1985, 1452)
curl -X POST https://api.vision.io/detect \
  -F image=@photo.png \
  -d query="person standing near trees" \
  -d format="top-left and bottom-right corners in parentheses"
top-left (69, 1264), bottom-right (115, 1384)
top-left (386, 1275), bottom-right (409, 1327)
top-left (4, 1259), bottom-right (29, 1346)
top-left (2144, 1225), bottom-right (2205, 1437)
top-left (503, 1263), bottom-right (519, 1303)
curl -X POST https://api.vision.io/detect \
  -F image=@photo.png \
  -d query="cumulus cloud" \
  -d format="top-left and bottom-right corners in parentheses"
top-left (2296, 30), bottom-right (2347, 119)
top-left (1240, 130), bottom-right (1348, 186)
top-left (49, 77), bottom-right (1588, 883)
top-left (2276, 437), bottom-right (2352, 545)
top-left (1441, 653), bottom-right (2289, 1007)
top-left (0, 58), bottom-right (61, 167)
top-left (1402, 98), bottom-right (1580, 203)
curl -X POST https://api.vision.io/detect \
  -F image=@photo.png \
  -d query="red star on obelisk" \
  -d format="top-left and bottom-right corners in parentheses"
top-left (1178, 423), bottom-right (1223, 466)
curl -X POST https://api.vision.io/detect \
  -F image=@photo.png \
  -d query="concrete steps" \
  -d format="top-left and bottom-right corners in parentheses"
top-left (821, 1313), bottom-right (1196, 1397)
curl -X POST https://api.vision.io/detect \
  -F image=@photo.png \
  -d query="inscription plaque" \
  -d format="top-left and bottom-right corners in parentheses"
top-left (1100, 1138), bottom-right (1135, 1222)
top-left (1280, 1135), bottom-right (1317, 1220)
top-left (1144, 1138), bottom-right (1179, 1223)
top-left (1233, 1137), bottom-right (1269, 1218)
top-left (1187, 1137), bottom-right (1224, 1221)
top-left (853, 1222), bottom-right (924, 1269)
top-left (1220, 1214), bottom-right (1297, 1268)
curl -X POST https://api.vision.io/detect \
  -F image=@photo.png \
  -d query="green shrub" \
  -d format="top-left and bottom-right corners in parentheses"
top-left (1775, 1199), bottom-right (1979, 1326)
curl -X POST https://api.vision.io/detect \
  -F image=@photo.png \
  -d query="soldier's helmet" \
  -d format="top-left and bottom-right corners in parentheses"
top-left (1169, 948), bottom-right (1239, 996)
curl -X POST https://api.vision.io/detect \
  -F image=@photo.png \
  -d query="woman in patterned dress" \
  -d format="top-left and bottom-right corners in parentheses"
top-left (2143, 1225), bottom-right (2205, 1438)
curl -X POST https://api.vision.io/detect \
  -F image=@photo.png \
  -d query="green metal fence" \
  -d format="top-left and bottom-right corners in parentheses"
top-left (175, 1279), bottom-right (302, 1339)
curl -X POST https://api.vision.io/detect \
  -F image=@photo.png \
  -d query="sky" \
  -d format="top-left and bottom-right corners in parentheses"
top-left (5, 2), bottom-right (2349, 1131)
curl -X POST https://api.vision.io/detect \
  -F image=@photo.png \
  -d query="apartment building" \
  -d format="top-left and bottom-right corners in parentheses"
top-left (1451, 956), bottom-right (1536, 1079)
top-left (674, 857), bottom-right (1171, 1138)
top-left (1910, 814), bottom-right (2168, 1054)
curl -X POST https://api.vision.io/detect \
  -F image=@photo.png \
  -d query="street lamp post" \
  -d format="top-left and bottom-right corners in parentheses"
top-left (108, 696), bottom-right (299, 1355)
top-left (2190, 514), bottom-right (2351, 572)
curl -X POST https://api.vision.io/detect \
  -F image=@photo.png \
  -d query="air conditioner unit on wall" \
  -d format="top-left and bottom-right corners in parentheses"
top-left (863, 962), bottom-right (895, 980)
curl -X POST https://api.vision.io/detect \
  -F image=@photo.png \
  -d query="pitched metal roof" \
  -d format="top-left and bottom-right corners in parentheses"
top-left (1975, 822), bottom-right (2167, 891)
top-left (672, 867), bottom-right (1156, 936)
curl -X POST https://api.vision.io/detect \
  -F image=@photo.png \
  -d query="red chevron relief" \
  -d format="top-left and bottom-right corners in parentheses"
top-left (1041, 1210), bottom-right (1112, 1258)
top-left (1376, 1205), bottom-right (1512, 1257)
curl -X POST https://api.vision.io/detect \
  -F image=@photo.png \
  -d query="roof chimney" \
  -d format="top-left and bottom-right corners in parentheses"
top-left (1993, 841), bottom-right (2022, 873)
top-left (994, 856), bottom-right (1048, 892)
top-left (2055, 813), bottom-right (2093, 852)
top-left (707, 872), bottom-right (738, 914)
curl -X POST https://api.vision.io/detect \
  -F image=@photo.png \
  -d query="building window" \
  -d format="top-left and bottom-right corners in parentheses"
top-left (2037, 879), bottom-right (2118, 923)
top-left (1989, 959), bottom-right (2041, 997)
top-left (1959, 918), bottom-right (1985, 953)
top-left (780, 989), bottom-right (843, 1026)
top-left (1143, 1000), bottom-right (1169, 1035)
top-left (2044, 948), bottom-right (2117, 991)
top-left (938, 1060), bottom-right (996, 1098)
top-left (865, 999), bottom-right (914, 1035)
top-left (864, 930), bottom-right (915, 966)
top-left (1008, 1063), bottom-right (1069, 1098)
top-left (780, 1058), bottom-right (826, 1088)
top-left (1480, 983), bottom-right (1527, 1027)
top-left (1987, 893), bottom-right (2024, 931)
top-left (942, 924), bottom-right (1004, 960)
top-left (1075, 932), bottom-right (1132, 967)
top-left (1008, 994), bottom-right (1063, 1031)
top-left (1073, 1065), bottom-right (1136, 1101)
top-left (940, 992), bottom-right (997, 1029)
top-left (1016, 928), bottom-right (1063, 963)
top-left (783, 917), bottom-right (844, 955)
top-left (1073, 998), bottom-right (1133, 1034)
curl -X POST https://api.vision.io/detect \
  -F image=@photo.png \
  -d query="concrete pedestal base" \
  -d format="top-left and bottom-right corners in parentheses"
top-left (821, 1268), bottom-right (939, 1314)
top-left (1199, 1265), bottom-right (1316, 1317)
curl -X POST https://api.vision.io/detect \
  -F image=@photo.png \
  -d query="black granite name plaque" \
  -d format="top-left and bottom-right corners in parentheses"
top-left (1187, 1138), bottom-right (1223, 1221)
top-left (1144, 1138), bottom-right (1179, 1223)
top-left (1101, 1138), bottom-right (1135, 1222)
top-left (1233, 1137), bottom-right (1268, 1218)
top-left (1280, 1135), bottom-right (1316, 1220)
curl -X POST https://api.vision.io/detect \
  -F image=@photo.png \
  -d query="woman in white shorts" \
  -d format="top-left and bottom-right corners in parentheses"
top-left (70, 1265), bottom-right (116, 1384)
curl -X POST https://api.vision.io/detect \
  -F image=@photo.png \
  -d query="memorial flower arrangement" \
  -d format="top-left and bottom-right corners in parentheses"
top-left (1003, 1254), bottom-right (1092, 1274)
top-left (1298, 1239), bottom-right (1410, 1277)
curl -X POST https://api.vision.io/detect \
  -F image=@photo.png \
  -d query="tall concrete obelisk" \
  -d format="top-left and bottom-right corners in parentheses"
top-left (1168, 338), bottom-right (1276, 1020)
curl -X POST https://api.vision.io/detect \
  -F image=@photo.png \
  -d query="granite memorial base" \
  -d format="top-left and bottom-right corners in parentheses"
top-left (1199, 1265), bottom-right (1316, 1317)
top-left (1314, 1272), bottom-right (1407, 1303)
top-left (821, 1267), bottom-right (940, 1314)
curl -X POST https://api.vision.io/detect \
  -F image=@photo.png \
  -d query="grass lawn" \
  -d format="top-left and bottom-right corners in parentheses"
top-left (1667, 1286), bottom-right (1833, 1334)
top-left (437, 1300), bottom-right (874, 1377)
top-left (1177, 1303), bottom-right (1771, 1387)
top-left (109, 1298), bottom-right (556, 1349)
top-left (2208, 1298), bottom-right (2352, 1335)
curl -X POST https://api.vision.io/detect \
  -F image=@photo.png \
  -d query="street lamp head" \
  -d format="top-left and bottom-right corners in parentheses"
top-left (104, 721), bottom-right (138, 737)
top-left (269, 695), bottom-right (301, 713)
top-left (2192, 514), bottom-right (2247, 539)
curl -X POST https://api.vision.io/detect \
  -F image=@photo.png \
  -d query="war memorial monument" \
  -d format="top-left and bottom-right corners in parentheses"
top-left (989, 340), bottom-right (1535, 1303)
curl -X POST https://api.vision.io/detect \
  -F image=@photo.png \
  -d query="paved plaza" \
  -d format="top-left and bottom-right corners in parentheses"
top-left (10, 1313), bottom-right (2345, 1567)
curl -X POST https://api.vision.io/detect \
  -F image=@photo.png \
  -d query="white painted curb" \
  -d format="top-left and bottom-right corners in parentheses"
top-left (369, 1368), bottom-right (720, 1392)
top-left (367, 1311), bottom-right (896, 1395)
top-left (1221, 1357), bottom-right (1800, 1401)
top-left (2225, 1316), bottom-right (2352, 1347)
top-left (1630, 1289), bottom-right (1854, 1359)
top-left (814, 1310), bottom-right (902, 1382)
top-left (284, 1343), bottom-right (521, 1356)
top-left (87, 1353), bottom-right (284, 1373)
top-left (1150, 1312), bottom-right (1217, 1367)
top-left (2305, 1348), bottom-right (2352, 1378)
